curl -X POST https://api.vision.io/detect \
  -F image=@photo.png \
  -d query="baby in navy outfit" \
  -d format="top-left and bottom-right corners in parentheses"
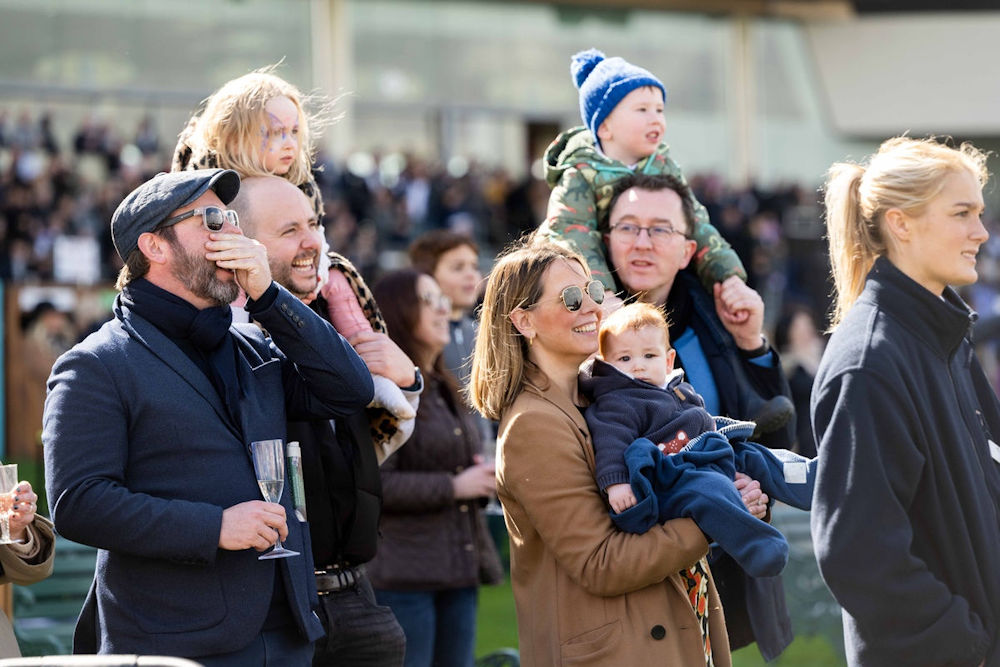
top-left (581, 302), bottom-right (815, 577)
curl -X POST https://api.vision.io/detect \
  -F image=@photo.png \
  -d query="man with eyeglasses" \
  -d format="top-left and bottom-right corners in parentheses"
top-left (603, 172), bottom-right (798, 661)
top-left (42, 169), bottom-right (375, 666)
top-left (230, 175), bottom-right (420, 667)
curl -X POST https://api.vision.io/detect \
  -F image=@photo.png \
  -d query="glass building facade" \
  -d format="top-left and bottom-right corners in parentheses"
top-left (0, 0), bottom-right (870, 184)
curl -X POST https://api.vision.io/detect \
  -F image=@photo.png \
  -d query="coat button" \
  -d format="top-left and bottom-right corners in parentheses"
top-left (453, 427), bottom-right (463, 436)
top-left (650, 625), bottom-right (666, 640)
top-left (459, 504), bottom-right (469, 512)
top-left (464, 543), bottom-right (474, 552)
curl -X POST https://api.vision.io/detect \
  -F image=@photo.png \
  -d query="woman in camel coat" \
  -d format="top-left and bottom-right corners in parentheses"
top-left (470, 240), bottom-right (730, 667)
top-left (0, 480), bottom-right (55, 658)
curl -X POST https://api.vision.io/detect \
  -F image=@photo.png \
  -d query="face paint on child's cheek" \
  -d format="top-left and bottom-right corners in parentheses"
top-left (260, 126), bottom-right (270, 154)
top-left (268, 113), bottom-right (287, 147)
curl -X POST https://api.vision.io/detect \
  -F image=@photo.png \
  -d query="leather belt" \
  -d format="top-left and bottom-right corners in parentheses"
top-left (315, 564), bottom-right (363, 595)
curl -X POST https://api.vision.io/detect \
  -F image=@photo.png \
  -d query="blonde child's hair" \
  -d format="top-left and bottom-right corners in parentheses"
top-left (598, 302), bottom-right (671, 358)
top-left (183, 65), bottom-right (327, 186)
top-left (824, 136), bottom-right (989, 328)
top-left (469, 238), bottom-right (589, 422)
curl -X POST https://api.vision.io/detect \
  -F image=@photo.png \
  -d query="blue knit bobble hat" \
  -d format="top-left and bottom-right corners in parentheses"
top-left (571, 48), bottom-right (666, 147)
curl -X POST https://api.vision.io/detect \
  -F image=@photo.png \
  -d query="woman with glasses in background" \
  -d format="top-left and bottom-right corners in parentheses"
top-left (367, 268), bottom-right (503, 667)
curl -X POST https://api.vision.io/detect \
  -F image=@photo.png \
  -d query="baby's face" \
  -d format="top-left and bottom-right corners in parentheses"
top-left (601, 325), bottom-right (674, 387)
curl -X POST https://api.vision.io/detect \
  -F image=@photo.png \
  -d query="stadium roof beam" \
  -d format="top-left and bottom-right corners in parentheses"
top-left (515, 0), bottom-right (854, 20)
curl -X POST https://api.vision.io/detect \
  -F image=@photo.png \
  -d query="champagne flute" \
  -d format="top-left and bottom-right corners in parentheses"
top-left (249, 439), bottom-right (299, 560)
top-left (481, 439), bottom-right (503, 516)
top-left (0, 464), bottom-right (19, 544)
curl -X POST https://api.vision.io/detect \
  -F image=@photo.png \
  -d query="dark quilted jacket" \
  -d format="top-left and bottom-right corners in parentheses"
top-left (367, 373), bottom-right (504, 590)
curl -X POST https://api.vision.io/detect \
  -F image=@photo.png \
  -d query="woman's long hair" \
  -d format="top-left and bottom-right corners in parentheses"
top-left (372, 268), bottom-right (457, 395)
top-left (469, 238), bottom-right (587, 421)
top-left (823, 136), bottom-right (988, 328)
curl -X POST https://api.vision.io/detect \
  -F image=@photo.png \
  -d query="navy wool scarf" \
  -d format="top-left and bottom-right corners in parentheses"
top-left (121, 278), bottom-right (244, 431)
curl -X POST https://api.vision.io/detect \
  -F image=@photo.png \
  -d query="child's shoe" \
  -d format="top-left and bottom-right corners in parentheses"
top-left (749, 395), bottom-right (795, 440)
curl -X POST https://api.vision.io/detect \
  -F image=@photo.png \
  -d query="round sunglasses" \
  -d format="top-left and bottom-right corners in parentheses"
top-left (535, 280), bottom-right (605, 312)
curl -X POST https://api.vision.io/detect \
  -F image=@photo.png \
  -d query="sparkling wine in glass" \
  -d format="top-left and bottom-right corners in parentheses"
top-left (0, 465), bottom-right (18, 544)
top-left (481, 439), bottom-right (503, 516)
top-left (249, 439), bottom-right (299, 560)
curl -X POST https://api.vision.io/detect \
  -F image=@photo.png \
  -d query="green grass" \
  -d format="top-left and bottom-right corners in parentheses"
top-left (476, 577), bottom-right (846, 666)
top-left (732, 636), bottom-right (845, 666)
top-left (476, 576), bottom-right (518, 658)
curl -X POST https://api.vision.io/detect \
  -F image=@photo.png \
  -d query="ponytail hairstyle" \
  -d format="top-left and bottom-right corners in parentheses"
top-left (824, 136), bottom-right (988, 328)
top-left (469, 238), bottom-right (588, 421)
top-left (183, 65), bottom-right (328, 187)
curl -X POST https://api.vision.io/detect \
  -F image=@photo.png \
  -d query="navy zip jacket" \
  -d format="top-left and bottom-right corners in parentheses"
top-left (581, 359), bottom-right (813, 578)
top-left (811, 257), bottom-right (1000, 667)
top-left (662, 268), bottom-right (796, 659)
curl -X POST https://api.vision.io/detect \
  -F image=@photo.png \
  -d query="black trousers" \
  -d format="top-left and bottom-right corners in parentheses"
top-left (313, 570), bottom-right (406, 667)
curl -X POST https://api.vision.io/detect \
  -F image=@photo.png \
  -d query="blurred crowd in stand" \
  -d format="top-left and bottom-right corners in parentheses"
top-left (6, 108), bottom-right (1000, 392)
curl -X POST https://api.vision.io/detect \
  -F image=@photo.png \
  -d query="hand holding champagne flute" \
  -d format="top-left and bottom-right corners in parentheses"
top-left (250, 439), bottom-right (299, 560)
top-left (0, 465), bottom-right (33, 544)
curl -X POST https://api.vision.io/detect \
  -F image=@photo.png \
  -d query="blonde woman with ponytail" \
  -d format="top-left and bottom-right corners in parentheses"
top-left (811, 136), bottom-right (999, 667)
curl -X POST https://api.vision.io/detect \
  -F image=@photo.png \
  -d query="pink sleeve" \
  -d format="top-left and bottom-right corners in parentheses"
top-left (321, 269), bottom-right (374, 340)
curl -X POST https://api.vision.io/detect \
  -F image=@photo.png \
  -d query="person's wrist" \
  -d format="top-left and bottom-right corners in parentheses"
top-left (244, 281), bottom-right (278, 312)
top-left (400, 367), bottom-right (421, 391)
top-left (245, 279), bottom-right (270, 302)
top-left (738, 334), bottom-right (769, 358)
top-left (9, 524), bottom-right (27, 542)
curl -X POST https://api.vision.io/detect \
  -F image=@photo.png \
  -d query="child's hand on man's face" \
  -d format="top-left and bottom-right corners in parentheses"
top-left (607, 483), bottom-right (637, 513)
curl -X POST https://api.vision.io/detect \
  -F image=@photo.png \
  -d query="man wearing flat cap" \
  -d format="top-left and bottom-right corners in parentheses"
top-left (42, 169), bottom-right (375, 665)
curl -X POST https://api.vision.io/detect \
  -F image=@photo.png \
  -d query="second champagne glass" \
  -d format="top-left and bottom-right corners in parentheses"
top-left (249, 439), bottom-right (299, 560)
top-left (0, 464), bottom-right (18, 544)
top-left (481, 439), bottom-right (503, 516)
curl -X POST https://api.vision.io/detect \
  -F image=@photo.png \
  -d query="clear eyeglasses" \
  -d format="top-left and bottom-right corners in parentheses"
top-left (419, 292), bottom-right (452, 312)
top-left (608, 222), bottom-right (687, 243)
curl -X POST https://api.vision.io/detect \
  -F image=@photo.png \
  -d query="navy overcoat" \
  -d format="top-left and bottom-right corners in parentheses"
top-left (43, 283), bottom-right (374, 657)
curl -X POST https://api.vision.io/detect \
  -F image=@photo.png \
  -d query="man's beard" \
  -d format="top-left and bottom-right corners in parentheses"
top-left (169, 238), bottom-right (239, 307)
top-left (270, 253), bottom-right (317, 300)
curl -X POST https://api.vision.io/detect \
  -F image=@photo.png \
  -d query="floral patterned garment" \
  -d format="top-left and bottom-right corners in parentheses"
top-left (680, 557), bottom-right (713, 667)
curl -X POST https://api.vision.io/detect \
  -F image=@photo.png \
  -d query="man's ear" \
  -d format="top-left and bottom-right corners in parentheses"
top-left (136, 231), bottom-right (169, 265)
top-left (508, 307), bottom-right (535, 342)
top-left (678, 238), bottom-right (698, 270)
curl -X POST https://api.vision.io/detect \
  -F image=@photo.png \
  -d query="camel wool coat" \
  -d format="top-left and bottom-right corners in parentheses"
top-left (0, 516), bottom-right (56, 658)
top-left (497, 372), bottom-right (732, 667)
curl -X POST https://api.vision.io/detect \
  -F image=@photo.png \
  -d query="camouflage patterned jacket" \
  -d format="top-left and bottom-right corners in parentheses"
top-left (536, 126), bottom-right (746, 292)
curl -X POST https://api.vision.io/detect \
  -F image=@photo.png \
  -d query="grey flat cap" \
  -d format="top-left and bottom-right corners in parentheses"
top-left (111, 169), bottom-right (240, 261)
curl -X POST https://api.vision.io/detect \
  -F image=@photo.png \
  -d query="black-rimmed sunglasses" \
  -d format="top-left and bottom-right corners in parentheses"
top-left (556, 280), bottom-right (605, 312)
top-left (158, 206), bottom-right (239, 232)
